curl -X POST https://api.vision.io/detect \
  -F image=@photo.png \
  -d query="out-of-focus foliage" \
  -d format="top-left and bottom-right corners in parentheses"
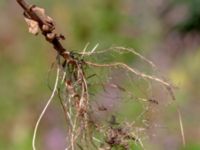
top-left (169, 0), bottom-right (200, 32)
top-left (0, 0), bottom-right (200, 149)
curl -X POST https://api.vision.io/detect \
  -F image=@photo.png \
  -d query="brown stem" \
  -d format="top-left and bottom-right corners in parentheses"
top-left (16, 0), bottom-right (30, 11)
top-left (16, 0), bottom-right (71, 60)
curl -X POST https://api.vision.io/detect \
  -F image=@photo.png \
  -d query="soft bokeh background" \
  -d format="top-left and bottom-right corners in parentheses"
top-left (1, 0), bottom-right (200, 149)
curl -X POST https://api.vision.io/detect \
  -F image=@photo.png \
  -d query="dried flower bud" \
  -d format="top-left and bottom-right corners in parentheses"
top-left (46, 33), bottom-right (56, 42)
top-left (42, 24), bottom-right (50, 32)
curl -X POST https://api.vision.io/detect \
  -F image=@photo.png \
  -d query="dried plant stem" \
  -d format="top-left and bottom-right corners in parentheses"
top-left (32, 67), bottom-right (60, 150)
top-left (178, 109), bottom-right (186, 147)
top-left (114, 47), bottom-right (156, 68)
top-left (16, 1), bottom-right (178, 149)
top-left (79, 46), bottom-right (156, 69)
top-left (86, 61), bottom-right (171, 88)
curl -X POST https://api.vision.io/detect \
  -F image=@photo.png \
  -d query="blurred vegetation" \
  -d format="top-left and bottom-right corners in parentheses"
top-left (0, 0), bottom-right (200, 150)
top-left (172, 0), bottom-right (200, 32)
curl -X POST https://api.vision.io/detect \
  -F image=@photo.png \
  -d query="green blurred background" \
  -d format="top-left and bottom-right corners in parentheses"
top-left (1, 0), bottom-right (200, 149)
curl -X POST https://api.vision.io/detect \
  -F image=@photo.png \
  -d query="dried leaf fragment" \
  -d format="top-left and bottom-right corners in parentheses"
top-left (24, 17), bottom-right (39, 35)
top-left (32, 6), bottom-right (54, 31)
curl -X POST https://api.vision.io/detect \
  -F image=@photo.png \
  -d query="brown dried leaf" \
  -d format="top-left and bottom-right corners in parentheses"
top-left (33, 7), bottom-right (54, 24)
top-left (24, 17), bottom-right (39, 35)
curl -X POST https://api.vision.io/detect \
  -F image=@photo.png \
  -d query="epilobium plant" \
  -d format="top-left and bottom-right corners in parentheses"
top-left (16, 0), bottom-right (180, 150)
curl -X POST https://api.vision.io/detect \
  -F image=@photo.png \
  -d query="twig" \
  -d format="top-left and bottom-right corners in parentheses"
top-left (16, 0), bottom-right (71, 60)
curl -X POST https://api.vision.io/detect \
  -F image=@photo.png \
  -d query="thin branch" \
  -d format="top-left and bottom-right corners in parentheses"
top-left (16, 0), bottom-right (71, 60)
